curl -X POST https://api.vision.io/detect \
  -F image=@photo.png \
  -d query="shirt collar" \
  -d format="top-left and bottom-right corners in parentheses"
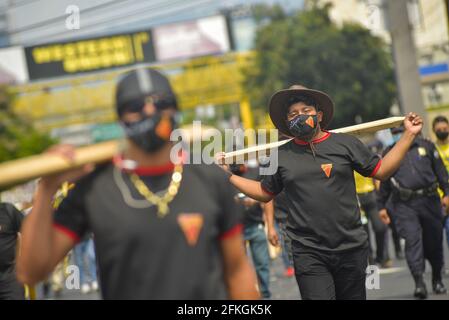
top-left (294, 131), bottom-right (331, 146)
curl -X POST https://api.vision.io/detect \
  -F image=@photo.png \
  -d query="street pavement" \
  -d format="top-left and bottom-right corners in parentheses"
top-left (38, 236), bottom-right (449, 300)
top-left (269, 238), bottom-right (449, 300)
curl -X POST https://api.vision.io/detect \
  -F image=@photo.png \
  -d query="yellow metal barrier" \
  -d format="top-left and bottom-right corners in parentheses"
top-left (11, 52), bottom-right (256, 131)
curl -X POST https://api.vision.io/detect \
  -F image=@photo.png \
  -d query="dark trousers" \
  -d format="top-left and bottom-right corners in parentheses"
top-left (390, 222), bottom-right (403, 255)
top-left (359, 191), bottom-right (389, 263)
top-left (276, 218), bottom-right (293, 269)
top-left (390, 195), bottom-right (444, 279)
top-left (0, 273), bottom-right (25, 300)
top-left (291, 241), bottom-right (369, 300)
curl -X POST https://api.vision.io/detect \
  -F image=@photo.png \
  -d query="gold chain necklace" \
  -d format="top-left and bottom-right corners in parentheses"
top-left (129, 164), bottom-right (183, 218)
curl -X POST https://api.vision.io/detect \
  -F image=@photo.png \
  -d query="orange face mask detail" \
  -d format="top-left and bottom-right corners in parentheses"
top-left (155, 116), bottom-right (173, 140)
top-left (305, 116), bottom-right (315, 128)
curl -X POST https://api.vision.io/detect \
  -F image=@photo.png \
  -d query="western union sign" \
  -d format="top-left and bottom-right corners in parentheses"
top-left (25, 30), bottom-right (155, 80)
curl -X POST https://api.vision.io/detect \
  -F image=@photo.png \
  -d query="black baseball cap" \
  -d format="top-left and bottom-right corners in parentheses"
top-left (115, 68), bottom-right (177, 117)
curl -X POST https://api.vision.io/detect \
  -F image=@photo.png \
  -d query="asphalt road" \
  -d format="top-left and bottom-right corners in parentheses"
top-left (36, 236), bottom-right (449, 300)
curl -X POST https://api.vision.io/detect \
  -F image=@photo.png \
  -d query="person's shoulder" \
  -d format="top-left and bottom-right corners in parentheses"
top-left (331, 132), bottom-right (359, 143)
top-left (277, 139), bottom-right (300, 157)
top-left (417, 138), bottom-right (441, 158)
top-left (278, 139), bottom-right (294, 151)
top-left (0, 202), bottom-right (19, 215)
top-left (0, 202), bottom-right (21, 223)
top-left (70, 162), bottom-right (113, 192)
top-left (185, 163), bottom-right (229, 182)
top-left (418, 137), bottom-right (436, 149)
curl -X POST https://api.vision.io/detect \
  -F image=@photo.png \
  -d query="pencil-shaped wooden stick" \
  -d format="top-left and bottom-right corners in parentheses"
top-left (0, 140), bottom-right (120, 190)
top-left (223, 116), bottom-right (405, 162)
top-left (0, 116), bottom-right (404, 190)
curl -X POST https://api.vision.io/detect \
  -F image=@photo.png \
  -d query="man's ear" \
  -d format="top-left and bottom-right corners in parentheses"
top-left (317, 111), bottom-right (323, 123)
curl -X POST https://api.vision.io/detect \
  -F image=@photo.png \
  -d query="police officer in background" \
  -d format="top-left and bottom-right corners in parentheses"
top-left (432, 115), bottom-right (449, 252)
top-left (378, 126), bottom-right (449, 299)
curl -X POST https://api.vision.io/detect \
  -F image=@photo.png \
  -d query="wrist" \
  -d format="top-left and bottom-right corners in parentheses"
top-left (403, 130), bottom-right (418, 140)
top-left (38, 178), bottom-right (60, 194)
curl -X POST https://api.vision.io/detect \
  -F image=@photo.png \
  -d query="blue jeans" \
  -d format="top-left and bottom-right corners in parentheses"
top-left (73, 238), bottom-right (97, 285)
top-left (243, 223), bottom-right (271, 299)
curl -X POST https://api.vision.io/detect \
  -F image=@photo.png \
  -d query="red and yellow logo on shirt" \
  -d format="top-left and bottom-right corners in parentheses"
top-left (305, 116), bottom-right (315, 128)
top-left (321, 163), bottom-right (333, 178)
top-left (177, 213), bottom-right (204, 246)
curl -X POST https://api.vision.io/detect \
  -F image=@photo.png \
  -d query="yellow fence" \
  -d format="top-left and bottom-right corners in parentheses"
top-left (11, 52), bottom-right (257, 131)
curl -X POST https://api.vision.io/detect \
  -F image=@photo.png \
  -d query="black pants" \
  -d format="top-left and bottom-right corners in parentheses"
top-left (291, 241), bottom-right (369, 300)
top-left (390, 195), bottom-right (444, 278)
top-left (359, 191), bottom-right (389, 263)
top-left (0, 273), bottom-right (25, 300)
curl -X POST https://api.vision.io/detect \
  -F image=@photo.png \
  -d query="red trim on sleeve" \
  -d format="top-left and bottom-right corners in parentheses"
top-left (261, 185), bottom-right (276, 196)
top-left (369, 158), bottom-right (382, 177)
top-left (219, 223), bottom-right (243, 241)
top-left (53, 223), bottom-right (81, 243)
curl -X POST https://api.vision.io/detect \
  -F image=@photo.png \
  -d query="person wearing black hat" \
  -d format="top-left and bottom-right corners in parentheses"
top-left (216, 85), bottom-right (423, 300)
top-left (17, 68), bottom-right (259, 299)
top-left (377, 125), bottom-right (449, 299)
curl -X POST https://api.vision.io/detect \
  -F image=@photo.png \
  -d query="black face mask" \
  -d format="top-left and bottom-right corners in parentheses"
top-left (122, 113), bottom-right (177, 153)
top-left (436, 130), bottom-right (449, 141)
top-left (287, 114), bottom-right (319, 140)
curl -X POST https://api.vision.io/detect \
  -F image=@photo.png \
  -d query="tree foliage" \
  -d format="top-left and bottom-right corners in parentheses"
top-left (244, 3), bottom-right (396, 128)
top-left (0, 85), bottom-right (55, 162)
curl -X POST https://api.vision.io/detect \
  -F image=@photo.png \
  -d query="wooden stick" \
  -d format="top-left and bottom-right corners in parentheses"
top-left (0, 140), bottom-right (120, 190)
top-left (0, 116), bottom-right (404, 190)
top-left (223, 116), bottom-right (405, 162)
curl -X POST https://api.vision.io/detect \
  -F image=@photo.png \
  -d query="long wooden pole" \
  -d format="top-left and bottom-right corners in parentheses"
top-left (223, 116), bottom-right (405, 162)
top-left (0, 116), bottom-right (404, 189)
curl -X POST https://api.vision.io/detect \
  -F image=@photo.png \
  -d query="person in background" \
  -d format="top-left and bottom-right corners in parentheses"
top-left (432, 115), bottom-right (449, 252)
top-left (378, 126), bottom-right (449, 299)
top-left (217, 84), bottom-right (423, 300)
top-left (17, 68), bottom-right (259, 300)
top-left (0, 202), bottom-right (25, 300)
top-left (231, 163), bottom-right (272, 299)
top-left (354, 172), bottom-right (391, 268)
top-left (73, 235), bottom-right (98, 294)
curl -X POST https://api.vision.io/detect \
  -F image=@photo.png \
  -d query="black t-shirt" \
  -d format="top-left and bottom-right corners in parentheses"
top-left (261, 132), bottom-right (381, 252)
top-left (54, 162), bottom-right (242, 299)
top-left (0, 203), bottom-right (24, 276)
top-left (234, 168), bottom-right (264, 227)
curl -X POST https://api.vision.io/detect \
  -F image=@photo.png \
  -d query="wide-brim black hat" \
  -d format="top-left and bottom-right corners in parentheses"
top-left (269, 85), bottom-right (334, 137)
